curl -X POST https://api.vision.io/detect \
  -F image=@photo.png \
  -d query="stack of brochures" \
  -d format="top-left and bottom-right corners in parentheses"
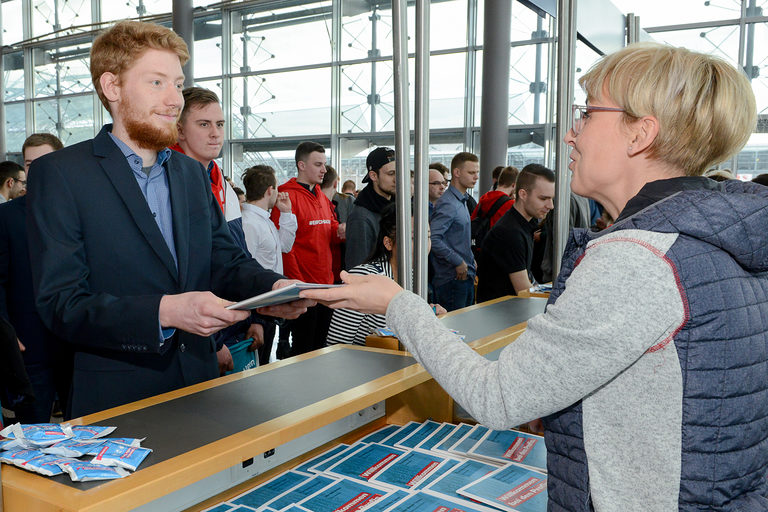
top-left (204, 420), bottom-right (547, 512)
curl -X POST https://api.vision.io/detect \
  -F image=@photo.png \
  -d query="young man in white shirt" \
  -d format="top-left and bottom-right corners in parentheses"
top-left (241, 165), bottom-right (297, 363)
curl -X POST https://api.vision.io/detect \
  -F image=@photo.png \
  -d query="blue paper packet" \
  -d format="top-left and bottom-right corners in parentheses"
top-left (58, 460), bottom-right (129, 481)
top-left (19, 454), bottom-right (79, 476)
top-left (90, 441), bottom-right (152, 471)
top-left (0, 423), bottom-right (74, 447)
top-left (70, 425), bottom-right (116, 440)
top-left (42, 439), bottom-right (106, 458)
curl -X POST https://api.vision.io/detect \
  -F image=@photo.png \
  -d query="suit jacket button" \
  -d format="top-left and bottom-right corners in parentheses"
top-left (179, 343), bottom-right (186, 352)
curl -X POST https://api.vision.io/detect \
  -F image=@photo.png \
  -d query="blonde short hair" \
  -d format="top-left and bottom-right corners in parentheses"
top-left (90, 21), bottom-right (189, 113)
top-left (580, 42), bottom-right (756, 176)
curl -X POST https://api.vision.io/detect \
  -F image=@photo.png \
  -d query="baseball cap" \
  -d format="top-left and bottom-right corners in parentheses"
top-left (363, 147), bottom-right (395, 183)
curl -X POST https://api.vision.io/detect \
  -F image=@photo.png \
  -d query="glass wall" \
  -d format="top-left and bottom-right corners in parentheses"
top-left (2, 0), bottom-right (766, 181)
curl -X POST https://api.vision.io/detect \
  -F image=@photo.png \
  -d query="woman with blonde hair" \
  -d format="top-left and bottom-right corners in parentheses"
top-left (304, 43), bottom-right (767, 511)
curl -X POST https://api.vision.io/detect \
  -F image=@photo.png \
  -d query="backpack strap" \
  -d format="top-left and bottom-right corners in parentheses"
top-left (485, 195), bottom-right (511, 220)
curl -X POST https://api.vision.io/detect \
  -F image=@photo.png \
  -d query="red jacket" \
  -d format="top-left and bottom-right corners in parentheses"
top-left (471, 190), bottom-right (514, 228)
top-left (271, 178), bottom-right (340, 284)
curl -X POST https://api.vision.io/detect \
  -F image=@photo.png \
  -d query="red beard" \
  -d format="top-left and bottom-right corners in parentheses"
top-left (119, 103), bottom-right (179, 152)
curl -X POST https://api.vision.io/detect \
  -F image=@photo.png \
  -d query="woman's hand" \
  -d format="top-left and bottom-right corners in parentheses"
top-left (300, 271), bottom-right (402, 315)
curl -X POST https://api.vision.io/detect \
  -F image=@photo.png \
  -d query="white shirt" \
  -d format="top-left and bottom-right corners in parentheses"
top-left (241, 202), bottom-right (297, 274)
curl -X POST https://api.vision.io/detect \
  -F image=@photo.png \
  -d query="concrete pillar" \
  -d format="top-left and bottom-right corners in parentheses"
top-left (172, 0), bottom-right (194, 86)
top-left (478, 0), bottom-right (512, 194)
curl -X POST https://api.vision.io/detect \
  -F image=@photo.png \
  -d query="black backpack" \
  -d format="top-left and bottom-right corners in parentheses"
top-left (471, 195), bottom-right (511, 255)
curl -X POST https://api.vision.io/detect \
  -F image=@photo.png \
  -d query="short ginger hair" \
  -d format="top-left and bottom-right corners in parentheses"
top-left (90, 21), bottom-right (189, 113)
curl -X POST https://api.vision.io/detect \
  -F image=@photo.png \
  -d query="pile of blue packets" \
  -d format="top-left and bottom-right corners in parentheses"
top-left (0, 422), bottom-right (151, 481)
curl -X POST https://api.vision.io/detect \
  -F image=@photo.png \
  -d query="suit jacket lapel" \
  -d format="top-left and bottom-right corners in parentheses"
top-left (166, 155), bottom-right (190, 288)
top-left (93, 128), bottom-right (179, 283)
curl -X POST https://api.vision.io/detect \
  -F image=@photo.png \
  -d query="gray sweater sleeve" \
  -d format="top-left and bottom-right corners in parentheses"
top-left (386, 230), bottom-right (687, 429)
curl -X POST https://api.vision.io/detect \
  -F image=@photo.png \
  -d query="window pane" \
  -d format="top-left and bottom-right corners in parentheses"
top-left (5, 102), bottom-right (26, 153)
top-left (100, 0), bottom-right (171, 22)
top-left (60, 95), bottom-right (94, 145)
top-left (2, 0), bottom-right (24, 45)
top-left (231, 67), bottom-right (331, 139)
top-left (34, 42), bottom-right (92, 98)
top-left (232, 2), bottom-right (332, 73)
top-left (341, 62), bottom-right (374, 133)
top-left (651, 25), bottom-right (741, 67)
top-left (32, 0), bottom-right (92, 38)
top-left (430, 53), bottom-right (466, 129)
top-left (610, 0), bottom-right (742, 28)
top-left (194, 16), bottom-right (222, 78)
top-left (34, 98), bottom-right (59, 136)
top-left (3, 52), bottom-right (25, 102)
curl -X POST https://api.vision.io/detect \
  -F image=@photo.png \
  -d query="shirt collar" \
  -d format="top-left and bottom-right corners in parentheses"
top-left (447, 185), bottom-right (468, 203)
top-left (241, 202), bottom-right (270, 219)
top-left (108, 131), bottom-right (172, 168)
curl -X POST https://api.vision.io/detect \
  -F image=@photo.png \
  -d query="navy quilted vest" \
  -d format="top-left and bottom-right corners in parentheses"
top-left (542, 181), bottom-right (768, 511)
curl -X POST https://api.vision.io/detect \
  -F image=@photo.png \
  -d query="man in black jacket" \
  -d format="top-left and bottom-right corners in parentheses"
top-left (344, 147), bottom-right (396, 268)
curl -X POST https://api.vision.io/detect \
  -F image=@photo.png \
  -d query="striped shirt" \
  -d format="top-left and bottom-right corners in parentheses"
top-left (325, 258), bottom-right (393, 346)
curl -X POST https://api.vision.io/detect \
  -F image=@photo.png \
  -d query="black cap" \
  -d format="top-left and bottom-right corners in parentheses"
top-left (363, 147), bottom-right (395, 183)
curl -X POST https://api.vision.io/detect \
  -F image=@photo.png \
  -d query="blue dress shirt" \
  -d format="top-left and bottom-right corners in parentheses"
top-left (429, 185), bottom-right (476, 287)
top-left (108, 132), bottom-right (176, 341)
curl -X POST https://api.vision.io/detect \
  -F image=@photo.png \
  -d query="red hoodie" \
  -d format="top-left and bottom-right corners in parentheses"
top-left (271, 178), bottom-right (340, 284)
top-left (471, 190), bottom-right (514, 228)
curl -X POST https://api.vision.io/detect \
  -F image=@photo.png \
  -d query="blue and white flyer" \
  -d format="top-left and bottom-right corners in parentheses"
top-left (395, 420), bottom-right (442, 449)
top-left (414, 423), bottom-right (458, 452)
top-left (230, 470), bottom-right (311, 509)
top-left (297, 477), bottom-right (392, 512)
top-left (448, 425), bottom-right (490, 458)
top-left (380, 490), bottom-right (499, 512)
top-left (467, 430), bottom-right (546, 472)
top-left (368, 449), bottom-right (447, 490)
top-left (325, 443), bottom-right (406, 483)
top-left (359, 425), bottom-right (401, 445)
top-left (424, 459), bottom-right (498, 502)
top-left (457, 464), bottom-right (548, 512)
top-left (294, 444), bottom-right (351, 474)
top-left (411, 458), bottom-right (462, 491)
top-left (434, 423), bottom-right (473, 454)
top-left (357, 489), bottom-right (409, 511)
top-left (262, 475), bottom-right (337, 511)
top-left (379, 422), bottom-right (421, 447)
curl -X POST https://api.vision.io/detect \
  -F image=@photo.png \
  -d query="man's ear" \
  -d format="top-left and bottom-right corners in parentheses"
top-left (368, 170), bottom-right (378, 184)
top-left (628, 115), bottom-right (659, 157)
top-left (99, 72), bottom-right (121, 104)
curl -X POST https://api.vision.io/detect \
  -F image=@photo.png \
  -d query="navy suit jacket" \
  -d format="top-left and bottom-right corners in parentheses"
top-left (26, 125), bottom-right (282, 417)
top-left (0, 196), bottom-right (54, 366)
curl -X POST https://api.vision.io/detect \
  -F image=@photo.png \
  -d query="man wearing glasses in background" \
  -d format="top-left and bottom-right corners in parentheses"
top-left (0, 162), bottom-right (26, 203)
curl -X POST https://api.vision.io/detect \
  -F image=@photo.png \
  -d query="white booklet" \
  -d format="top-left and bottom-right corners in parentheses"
top-left (226, 283), bottom-right (343, 310)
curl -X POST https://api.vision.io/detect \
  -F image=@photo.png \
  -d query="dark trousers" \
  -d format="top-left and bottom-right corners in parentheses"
top-left (288, 304), bottom-right (333, 357)
top-left (257, 322), bottom-right (277, 366)
top-left (434, 278), bottom-right (475, 312)
top-left (14, 361), bottom-right (72, 423)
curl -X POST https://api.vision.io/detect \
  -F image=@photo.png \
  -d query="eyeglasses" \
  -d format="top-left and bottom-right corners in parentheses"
top-left (13, 177), bottom-right (27, 186)
top-left (429, 181), bottom-right (447, 187)
top-left (571, 104), bottom-right (626, 135)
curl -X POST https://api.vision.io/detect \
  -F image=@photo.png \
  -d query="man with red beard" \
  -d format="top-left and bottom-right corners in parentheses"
top-left (25, 21), bottom-right (311, 418)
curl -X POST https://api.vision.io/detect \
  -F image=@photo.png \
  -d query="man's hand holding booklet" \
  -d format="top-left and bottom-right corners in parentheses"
top-left (227, 282), bottom-right (342, 311)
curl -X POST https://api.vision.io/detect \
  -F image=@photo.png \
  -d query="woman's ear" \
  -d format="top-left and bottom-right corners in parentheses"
top-left (383, 236), bottom-right (394, 252)
top-left (628, 115), bottom-right (660, 157)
